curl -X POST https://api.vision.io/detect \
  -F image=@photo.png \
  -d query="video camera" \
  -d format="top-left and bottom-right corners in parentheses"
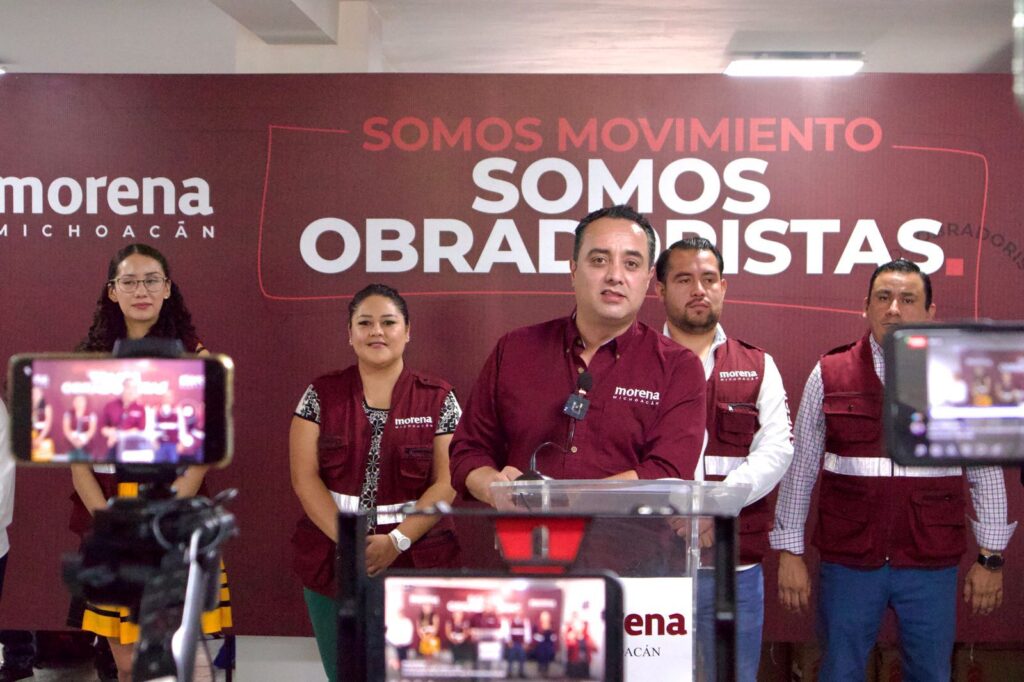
top-left (6, 339), bottom-right (236, 682)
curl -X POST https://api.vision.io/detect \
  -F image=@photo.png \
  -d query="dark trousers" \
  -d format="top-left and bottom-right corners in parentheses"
top-left (0, 554), bottom-right (36, 670)
top-left (507, 641), bottom-right (526, 677)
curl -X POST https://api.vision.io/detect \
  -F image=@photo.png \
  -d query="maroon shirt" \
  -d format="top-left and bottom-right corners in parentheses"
top-left (450, 315), bottom-right (706, 497)
top-left (101, 398), bottom-right (146, 431)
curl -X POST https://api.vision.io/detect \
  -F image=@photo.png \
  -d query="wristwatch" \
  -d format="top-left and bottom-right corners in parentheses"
top-left (977, 553), bottom-right (1004, 570)
top-left (389, 529), bottom-right (412, 553)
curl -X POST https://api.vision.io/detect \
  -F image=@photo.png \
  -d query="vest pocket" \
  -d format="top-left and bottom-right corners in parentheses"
top-left (318, 434), bottom-right (347, 450)
top-left (716, 402), bottom-right (759, 447)
top-left (399, 445), bottom-right (434, 491)
top-left (816, 477), bottom-right (873, 556)
top-left (317, 436), bottom-right (350, 488)
top-left (823, 392), bottom-right (881, 443)
top-left (907, 489), bottom-right (966, 561)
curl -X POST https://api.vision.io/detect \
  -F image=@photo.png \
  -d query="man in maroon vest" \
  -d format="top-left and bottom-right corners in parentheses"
top-left (771, 259), bottom-right (1015, 680)
top-left (655, 238), bottom-right (794, 682)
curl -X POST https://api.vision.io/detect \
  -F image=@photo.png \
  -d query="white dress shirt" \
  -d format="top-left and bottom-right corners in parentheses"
top-left (0, 400), bottom-right (16, 558)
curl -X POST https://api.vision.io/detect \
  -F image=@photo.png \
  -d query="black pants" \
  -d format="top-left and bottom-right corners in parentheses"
top-left (0, 554), bottom-right (36, 669)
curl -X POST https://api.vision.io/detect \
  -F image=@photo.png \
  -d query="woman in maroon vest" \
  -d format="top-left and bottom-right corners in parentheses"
top-left (290, 283), bottom-right (461, 682)
top-left (69, 243), bottom-right (231, 682)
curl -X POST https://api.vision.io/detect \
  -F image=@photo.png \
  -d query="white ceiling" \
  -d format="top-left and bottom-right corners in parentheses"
top-left (0, 0), bottom-right (1014, 74)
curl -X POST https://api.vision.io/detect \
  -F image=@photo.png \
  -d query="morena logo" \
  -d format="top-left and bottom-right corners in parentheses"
top-left (719, 370), bottom-right (759, 381)
top-left (393, 415), bottom-right (434, 428)
top-left (613, 386), bottom-right (661, 403)
top-left (0, 175), bottom-right (213, 216)
top-left (623, 612), bottom-right (687, 636)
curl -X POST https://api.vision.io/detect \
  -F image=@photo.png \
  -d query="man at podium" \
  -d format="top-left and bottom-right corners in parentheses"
top-left (450, 205), bottom-right (706, 505)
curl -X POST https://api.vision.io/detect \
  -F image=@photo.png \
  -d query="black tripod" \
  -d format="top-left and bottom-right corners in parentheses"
top-left (65, 471), bottom-right (236, 682)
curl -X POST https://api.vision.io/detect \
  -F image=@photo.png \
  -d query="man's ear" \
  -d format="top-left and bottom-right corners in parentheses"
top-left (655, 280), bottom-right (666, 301)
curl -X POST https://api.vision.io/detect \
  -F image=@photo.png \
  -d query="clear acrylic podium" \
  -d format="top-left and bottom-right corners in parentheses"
top-left (338, 479), bottom-right (749, 682)
top-left (491, 478), bottom-right (749, 517)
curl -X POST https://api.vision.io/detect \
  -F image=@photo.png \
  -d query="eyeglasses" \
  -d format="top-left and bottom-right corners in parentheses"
top-left (108, 276), bottom-right (169, 293)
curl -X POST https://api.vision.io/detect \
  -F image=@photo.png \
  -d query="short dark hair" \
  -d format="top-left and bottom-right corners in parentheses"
top-left (867, 259), bottom-right (932, 309)
top-left (573, 205), bottom-right (656, 267)
top-left (655, 238), bottom-right (724, 284)
top-left (349, 283), bottom-right (409, 325)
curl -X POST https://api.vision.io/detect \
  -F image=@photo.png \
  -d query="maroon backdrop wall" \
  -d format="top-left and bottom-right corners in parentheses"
top-left (1, 74), bottom-right (1022, 641)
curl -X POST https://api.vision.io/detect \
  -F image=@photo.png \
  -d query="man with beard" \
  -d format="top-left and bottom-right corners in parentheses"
top-left (655, 238), bottom-right (794, 682)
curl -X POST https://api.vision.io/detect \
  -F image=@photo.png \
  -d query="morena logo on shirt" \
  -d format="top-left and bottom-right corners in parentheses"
top-left (719, 370), bottom-right (759, 381)
top-left (393, 415), bottom-right (434, 428)
top-left (613, 386), bottom-right (661, 406)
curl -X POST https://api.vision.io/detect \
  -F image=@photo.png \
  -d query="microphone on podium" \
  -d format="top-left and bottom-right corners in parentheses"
top-left (517, 442), bottom-right (556, 482)
top-left (518, 372), bottom-right (593, 481)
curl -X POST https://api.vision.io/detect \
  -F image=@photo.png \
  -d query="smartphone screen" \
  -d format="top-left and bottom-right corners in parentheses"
top-left (886, 324), bottom-right (1024, 465)
top-left (8, 354), bottom-right (232, 467)
top-left (383, 574), bottom-right (620, 681)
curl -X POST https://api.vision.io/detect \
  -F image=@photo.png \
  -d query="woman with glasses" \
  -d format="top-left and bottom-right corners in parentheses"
top-left (290, 283), bottom-right (461, 682)
top-left (68, 243), bottom-right (230, 682)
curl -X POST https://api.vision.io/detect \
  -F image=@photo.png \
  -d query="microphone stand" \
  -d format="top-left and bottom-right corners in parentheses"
top-left (513, 371), bottom-right (593, 506)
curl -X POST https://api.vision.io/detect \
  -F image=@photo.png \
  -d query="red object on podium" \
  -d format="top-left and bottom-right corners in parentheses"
top-left (494, 517), bottom-right (589, 574)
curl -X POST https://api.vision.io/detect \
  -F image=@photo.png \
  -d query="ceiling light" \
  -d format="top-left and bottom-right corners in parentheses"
top-left (725, 52), bottom-right (864, 78)
top-left (0, 66), bottom-right (6, 75)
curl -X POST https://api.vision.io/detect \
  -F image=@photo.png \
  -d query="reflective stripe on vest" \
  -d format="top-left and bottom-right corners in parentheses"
top-left (704, 455), bottom-right (745, 477)
top-left (330, 491), bottom-right (415, 526)
top-left (823, 453), bottom-right (961, 478)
